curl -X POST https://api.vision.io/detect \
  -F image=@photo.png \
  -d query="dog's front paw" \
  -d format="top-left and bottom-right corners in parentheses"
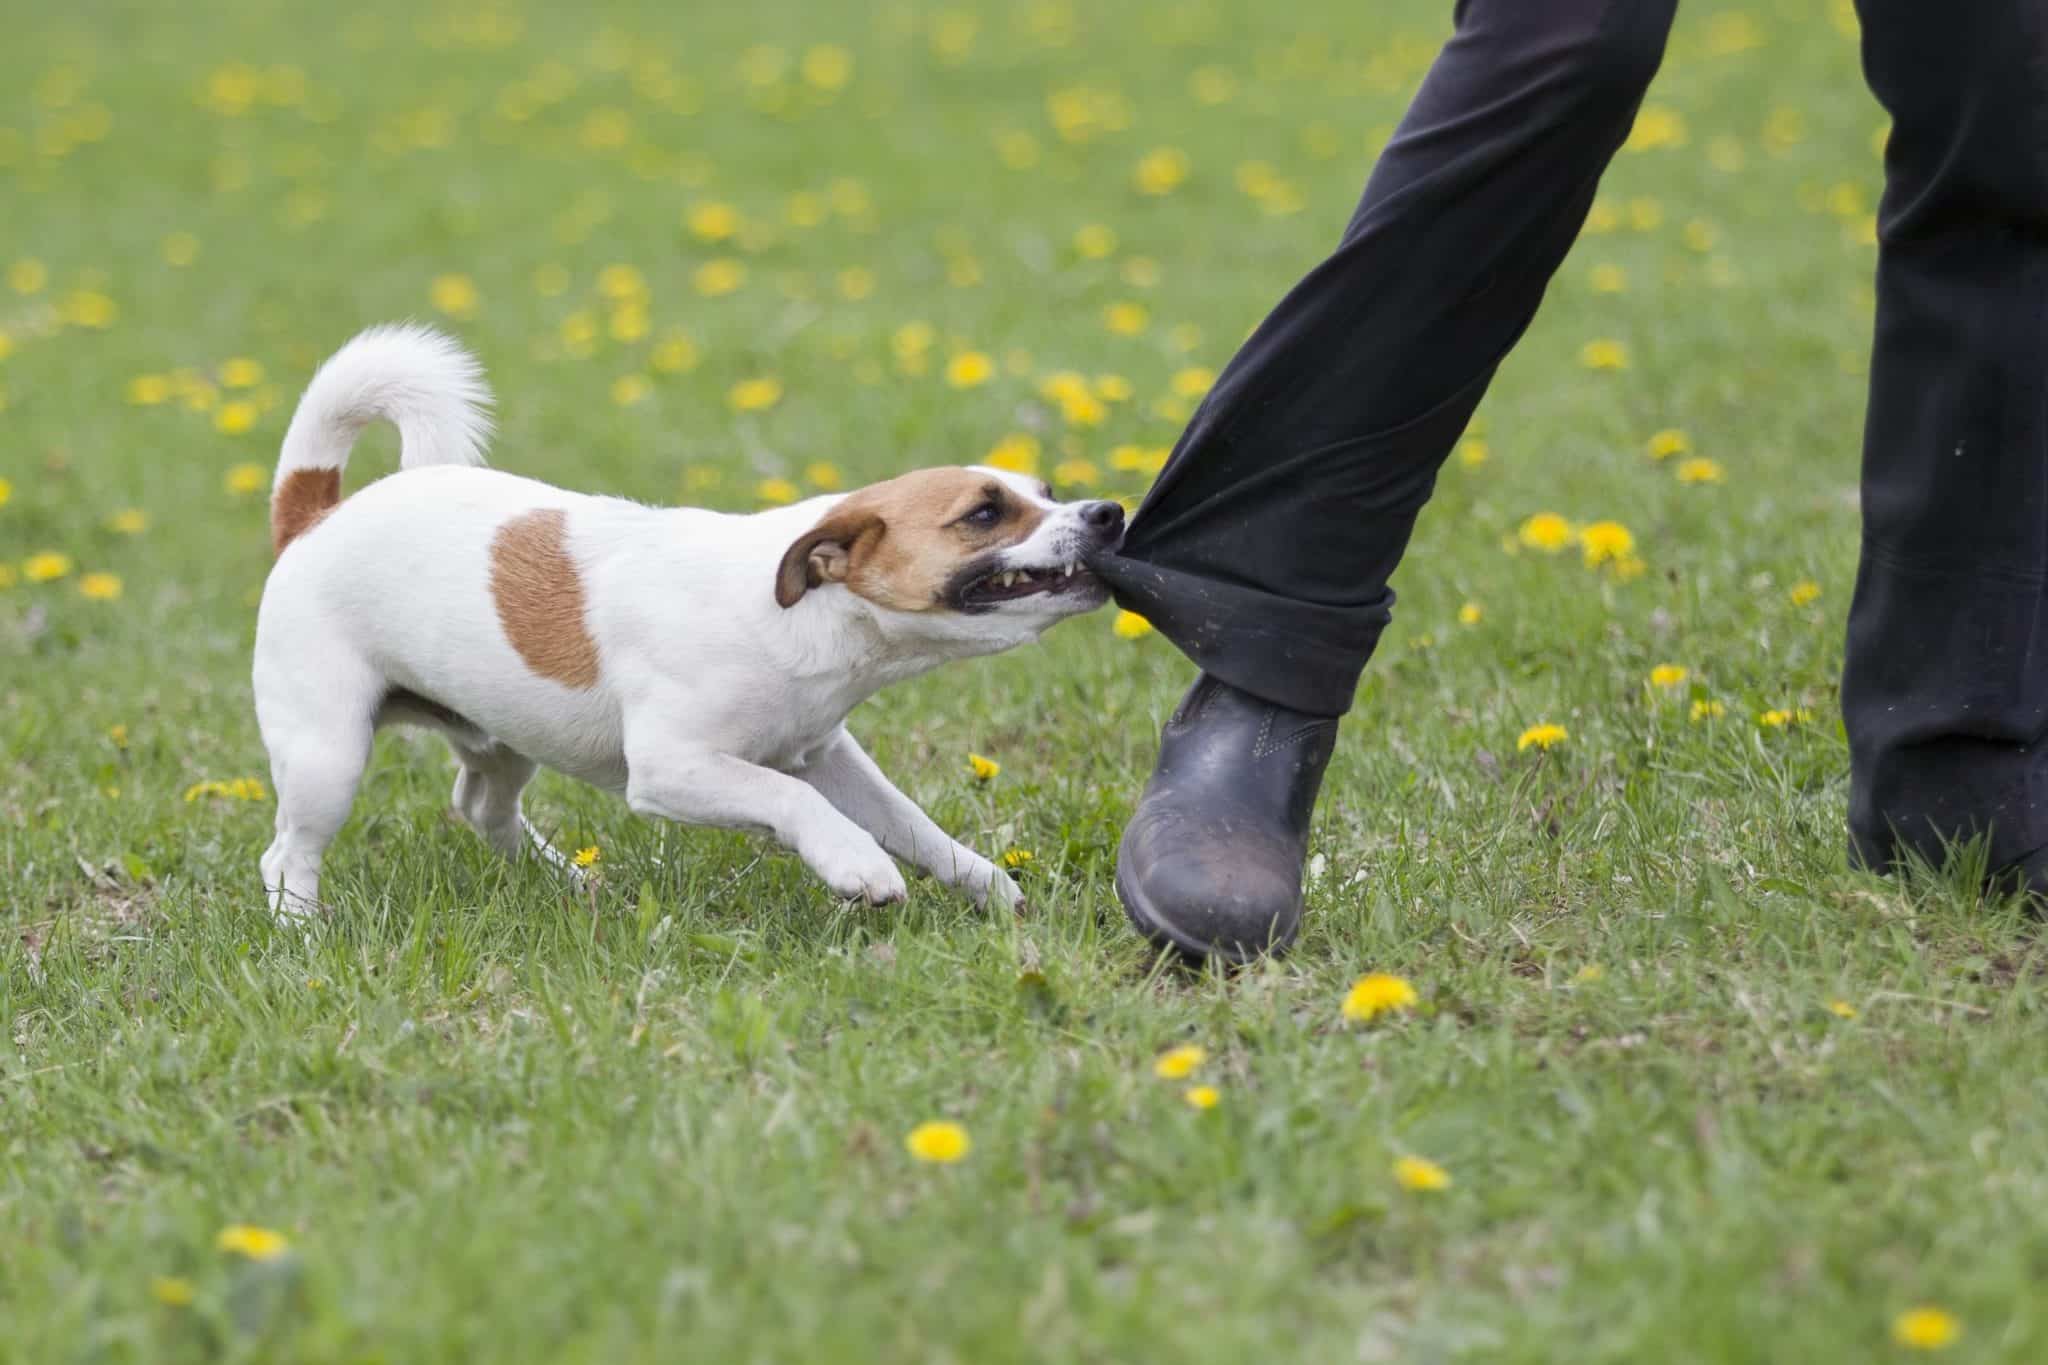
top-left (809, 836), bottom-right (908, 906)
top-left (974, 865), bottom-right (1025, 912)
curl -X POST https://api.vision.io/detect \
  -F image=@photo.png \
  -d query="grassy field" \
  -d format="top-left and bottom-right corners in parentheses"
top-left (5, 0), bottom-right (2043, 1360)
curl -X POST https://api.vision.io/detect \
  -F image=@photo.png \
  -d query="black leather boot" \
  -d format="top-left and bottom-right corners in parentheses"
top-left (1115, 674), bottom-right (1338, 962)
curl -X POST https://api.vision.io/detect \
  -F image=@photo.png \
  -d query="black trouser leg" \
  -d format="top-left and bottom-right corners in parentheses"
top-left (1093, 0), bottom-right (1676, 718)
top-left (1844, 2), bottom-right (2048, 872)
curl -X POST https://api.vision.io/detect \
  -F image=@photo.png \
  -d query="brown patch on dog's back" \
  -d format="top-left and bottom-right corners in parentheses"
top-left (774, 467), bottom-right (1047, 609)
top-left (489, 508), bottom-right (601, 688)
top-left (270, 467), bottom-right (342, 556)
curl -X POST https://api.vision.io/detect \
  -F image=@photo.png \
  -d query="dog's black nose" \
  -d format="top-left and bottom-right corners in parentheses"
top-left (1081, 500), bottom-right (1126, 537)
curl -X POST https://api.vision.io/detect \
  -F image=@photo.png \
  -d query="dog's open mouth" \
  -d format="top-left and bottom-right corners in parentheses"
top-left (958, 560), bottom-right (1100, 608)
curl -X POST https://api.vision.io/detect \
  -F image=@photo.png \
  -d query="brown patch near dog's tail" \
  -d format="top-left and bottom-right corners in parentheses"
top-left (271, 467), bottom-right (343, 556)
top-left (489, 508), bottom-right (601, 689)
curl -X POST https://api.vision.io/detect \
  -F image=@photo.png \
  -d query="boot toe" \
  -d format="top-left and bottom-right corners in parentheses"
top-left (1116, 805), bottom-right (1303, 962)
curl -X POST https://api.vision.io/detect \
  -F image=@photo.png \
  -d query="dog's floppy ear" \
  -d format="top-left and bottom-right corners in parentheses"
top-left (775, 502), bottom-right (884, 607)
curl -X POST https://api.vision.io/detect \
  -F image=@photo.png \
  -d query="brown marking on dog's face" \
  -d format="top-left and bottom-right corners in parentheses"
top-left (774, 467), bottom-right (1048, 610)
top-left (489, 508), bottom-right (601, 688)
top-left (270, 467), bottom-right (342, 556)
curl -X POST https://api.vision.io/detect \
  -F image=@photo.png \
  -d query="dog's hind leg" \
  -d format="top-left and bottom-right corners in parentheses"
top-left (258, 706), bottom-right (374, 924)
top-left (446, 736), bottom-right (583, 879)
top-left (449, 739), bottom-right (538, 860)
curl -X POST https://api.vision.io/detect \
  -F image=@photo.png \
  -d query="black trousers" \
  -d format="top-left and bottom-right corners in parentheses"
top-left (1095, 0), bottom-right (2048, 872)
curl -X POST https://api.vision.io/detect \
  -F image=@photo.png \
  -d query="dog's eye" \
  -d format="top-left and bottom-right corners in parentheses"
top-left (961, 502), bottom-right (1002, 528)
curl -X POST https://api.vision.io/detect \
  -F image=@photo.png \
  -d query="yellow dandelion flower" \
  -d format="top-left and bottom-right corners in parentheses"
top-left (728, 377), bottom-right (783, 413)
top-left (596, 263), bottom-right (647, 301)
top-left (1458, 602), bottom-right (1483, 626)
top-left (1579, 520), bottom-right (1635, 567)
top-left (1133, 146), bottom-right (1190, 195)
top-left (1109, 444), bottom-right (1169, 474)
top-left (1073, 223), bottom-right (1117, 259)
top-left (800, 44), bottom-right (853, 92)
top-left (126, 374), bottom-right (173, 406)
top-left (162, 232), bottom-right (200, 267)
top-left (650, 333), bottom-right (699, 374)
top-left (967, 752), bottom-right (1000, 781)
top-left (215, 1224), bottom-right (289, 1261)
top-left (1649, 664), bottom-right (1689, 689)
top-left (1392, 1155), bottom-right (1452, 1191)
top-left (0, 476), bottom-right (10, 508)
top-left (182, 777), bottom-right (267, 802)
top-left (836, 267), bottom-right (875, 301)
top-left (1169, 367), bottom-right (1216, 400)
top-left (756, 477), bottom-right (801, 505)
top-left (1676, 457), bottom-right (1725, 484)
top-left (607, 304), bottom-right (649, 344)
top-left (1053, 459), bottom-right (1099, 488)
top-left (1094, 374), bottom-right (1133, 403)
top-left (150, 1276), bottom-right (197, 1307)
top-left (1341, 972), bottom-right (1419, 1022)
top-left (109, 723), bottom-right (128, 748)
top-left (904, 1120), bottom-right (971, 1164)
top-left (1789, 579), bottom-right (1822, 606)
top-left (1517, 723), bottom-right (1568, 752)
top-left (225, 463), bottom-right (267, 495)
top-left (946, 351), bottom-right (994, 388)
top-left (1891, 1308), bottom-right (1961, 1351)
top-left (428, 273), bottom-right (478, 319)
top-left (804, 461), bottom-right (843, 490)
top-left (78, 572), bottom-right (122, 601)
top-left (1646, 428), bottom-right (1690, 460)
top-left (6, 258), bottom-right (47, 295)
top-left (1458, 438), bottom-right (1489, 468)
top-left (1517, 512), bottom-right (1574, 553)
top-left (1103, 301), bottom-right (1149, 336)
top-left (1152, 1044), bottom-right (1207, 1080)
top-left (1001, 847), bottom-right (1034, 869)
top-left (59, 290), bottom-right (118, 329)
top-left (1827, 999), bottom-right (1858, 1020)
top-left (1588, 263), bottom-right (1628, 293)
top-left (24, 551), bottom-right (74, 583)
top-left (1690, 698), bottom-right (1727, 722)
top-left (572, 845), bottom-right (600, 868)
top-left (985, 433), bottom-right (1041, 476)
top-left (1572, 963), bottom-right (1606, 984)
top-left (1628, 197), bottom-right (1664, 231)
top-left (1579, 339), bottom-right (1629, 371)
top-left (1759, 707), bottom-right (1815, 729)
top-left (218, 357), bottom-right (265, 389)
top-left (610, 374), bottom-right (650, 406)
top-left (1113, 610), bottom-right (1153, 639)
top-left (693, 258), bottom-right (747, 297)
top-left (1183, 1085), bottom-right (1220, 1110)
top-left (1683, 219), bottom-right (1720, 252)
top-left (892, 321), bottom-right (936, 361)
top-left (214, 400), bottom-right (259, 435)
top-left (1624, 104), bottom-right (1687, 152)
top-left (686, 202), bottom-right (742, 242)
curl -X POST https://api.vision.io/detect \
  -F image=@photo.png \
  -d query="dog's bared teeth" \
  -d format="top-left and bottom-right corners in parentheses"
top-left (1064, 563), bottom-right (1076, 578)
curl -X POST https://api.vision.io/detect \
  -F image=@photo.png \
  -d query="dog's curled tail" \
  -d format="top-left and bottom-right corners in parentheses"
top-left (270, 323), bottom-right (495, 555)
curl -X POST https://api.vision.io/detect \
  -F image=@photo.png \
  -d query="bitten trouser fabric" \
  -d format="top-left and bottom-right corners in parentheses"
top-left (1092, 0), bottom-right (2048, 872)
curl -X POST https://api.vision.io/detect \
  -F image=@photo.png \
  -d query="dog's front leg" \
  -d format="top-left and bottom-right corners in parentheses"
top-left (624, 739), bottom-right (907, 905)
top-left (797, 729), bottom-right (1021, 911)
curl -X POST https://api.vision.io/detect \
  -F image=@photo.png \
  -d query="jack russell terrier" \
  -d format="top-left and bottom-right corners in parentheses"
top-left (253, 325), bottom-right (1123, 921)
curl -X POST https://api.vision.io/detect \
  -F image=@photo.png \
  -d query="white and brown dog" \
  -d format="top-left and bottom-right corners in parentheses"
top-left (253, 325), bottom-right (1123, 921)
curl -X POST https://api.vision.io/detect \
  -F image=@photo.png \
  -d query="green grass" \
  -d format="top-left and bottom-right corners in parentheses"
top-left (5, 1), bottom-right (2043, 1360)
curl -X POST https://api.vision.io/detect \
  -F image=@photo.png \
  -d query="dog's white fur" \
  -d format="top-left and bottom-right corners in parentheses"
top-left (253, 325), bottom-right (1116, 920)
